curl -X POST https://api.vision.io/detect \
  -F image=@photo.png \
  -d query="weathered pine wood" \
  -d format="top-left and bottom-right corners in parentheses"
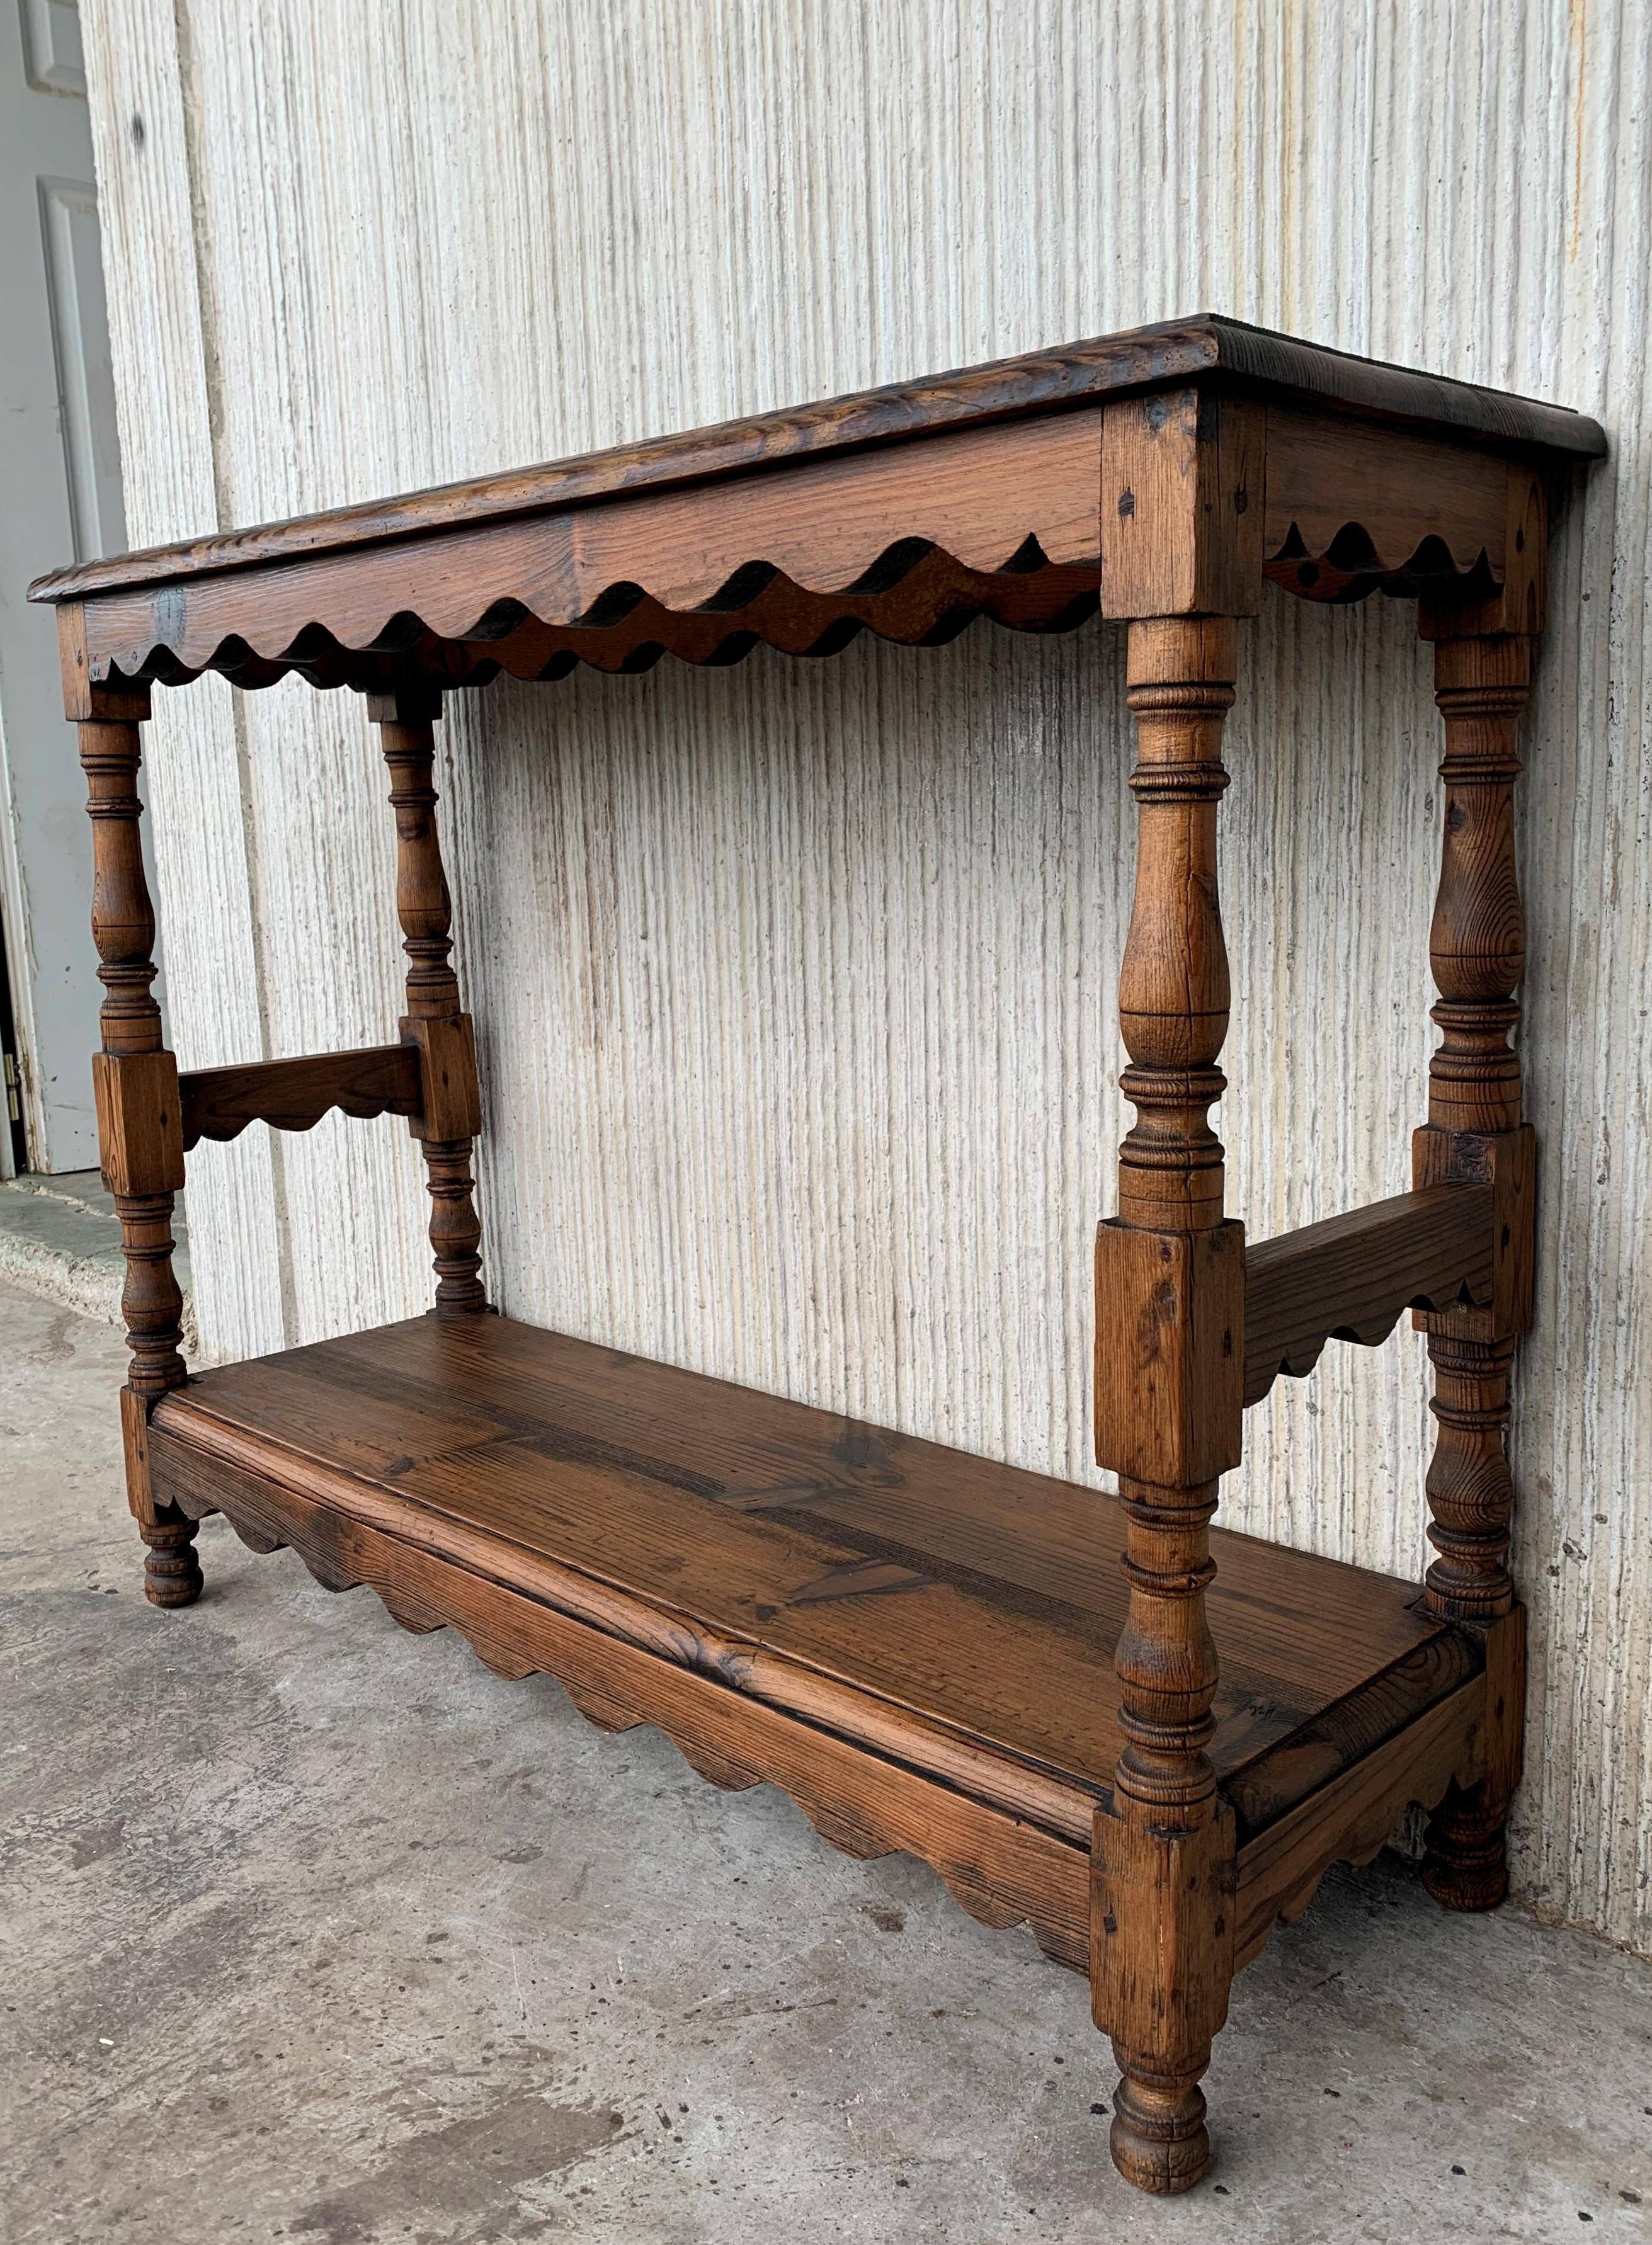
top-left (27, 321), bottom-right (1601, 696)
top-left (1409, 630), bottom-right (1537, 1913)
top-left (36, 327), bottom-right (1600, 2197)
top-left (54, 411), bottom-right (1108, 690)
top-left (74, 671), bottom-right (200, 1607)
top-left (178, 1042), bottom-right (422, 1149)
top-left (1091, 616), bottom-right (1243, 2195)
top-left (149, 1426), bottom-right (1095, 1971)
top-left (1100, 392), bottom-right (1263, 620)
top-left (29, 315), bottom-right (1602, 606)
top-left (1242, 1182), bottom-right (1495, 1404)
top-left (147, 1311), bottom-right (1474, 1834)
top-left (1233, 1676), bottom-right (1487, 1967)
top-left (368, 685), bottom-right (487, 1315)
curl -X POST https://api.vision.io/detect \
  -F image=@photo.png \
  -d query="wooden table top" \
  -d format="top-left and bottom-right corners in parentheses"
top-left (31, 314), bottom-right (1605, 607)
top-left (28, 316), bottom-right (1605, 710)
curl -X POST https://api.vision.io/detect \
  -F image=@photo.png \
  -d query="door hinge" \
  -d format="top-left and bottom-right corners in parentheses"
top-left (3, 1052), bottom-right (19, 1124)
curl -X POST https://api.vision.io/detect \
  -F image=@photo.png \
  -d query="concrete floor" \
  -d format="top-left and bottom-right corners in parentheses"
top-left (0, 1170), bottom-right (192, 1347)
top-left (3, 1277), bottom-right (1649, 2244)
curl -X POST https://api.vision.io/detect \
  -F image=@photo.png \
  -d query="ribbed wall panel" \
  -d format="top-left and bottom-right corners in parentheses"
top-left (80, 0), bottom-right (1651, 1952)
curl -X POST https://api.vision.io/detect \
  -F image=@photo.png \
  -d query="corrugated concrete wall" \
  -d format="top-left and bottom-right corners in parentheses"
top-left (78, 1), bottom-right (1650, 1952)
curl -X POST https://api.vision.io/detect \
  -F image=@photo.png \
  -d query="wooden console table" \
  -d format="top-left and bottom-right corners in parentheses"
top-left (31, 316), bottom-right (1604, 2195)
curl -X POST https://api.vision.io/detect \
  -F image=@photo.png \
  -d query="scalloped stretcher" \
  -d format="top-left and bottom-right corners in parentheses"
top-left (30, 313), bottom-right (1604, 2197)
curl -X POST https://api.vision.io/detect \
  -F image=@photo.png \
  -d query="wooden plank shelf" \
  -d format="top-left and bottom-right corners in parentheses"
top-left (147, 1312), bottom-right (1488, 1987)
top-left (149, 1314), bottom-right (1478, 1844)
top-left (29, 314), bottom-right (1604, 2198)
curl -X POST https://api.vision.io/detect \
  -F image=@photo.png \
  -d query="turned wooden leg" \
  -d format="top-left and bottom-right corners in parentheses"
top-left (79, 692), bottom-right (200, 1606)
top-left (1411, 630), bottom-right (1537, 1909)
top-left (1091, 618), bottom-right (1245, 2193)
top-left (370, 685), bottom-right (489, 1316)
top-left (138, 1501), bottom-right (204, 1606)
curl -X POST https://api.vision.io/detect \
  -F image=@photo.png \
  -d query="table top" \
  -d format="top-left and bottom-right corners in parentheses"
top-left (31, 314), bottom-right (1605, 610)
top-left (30, 316), bottom-right (1606, 703)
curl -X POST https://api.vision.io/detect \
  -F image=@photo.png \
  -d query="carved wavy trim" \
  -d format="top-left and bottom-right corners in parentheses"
top-left (1243, 1185), bottom-right (1496, 1409)
top-left (1258, 405), bottom-right (1519, 607)
top-left (81, 526), bottom-right (1501, 693)
top-left (1263, 525), bottom-right (1499, 606)
top-left (78, 406), bottom-right (1105, 690)
top-left (161, 1457), bottom-right (1090, 1974)
top-left (1233, 1677), bottom-right (1485, 1971)
top-left (1245, 1273), bottom-right (1493, 1405)
top-left (178, 1043), bottom-right (421, 1152)
top-left (88, 542), bottom-right (1101, 695)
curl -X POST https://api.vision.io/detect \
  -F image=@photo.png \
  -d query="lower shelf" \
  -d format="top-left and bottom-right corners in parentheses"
top-left (148, 1310), bottom-right (1490, 1975)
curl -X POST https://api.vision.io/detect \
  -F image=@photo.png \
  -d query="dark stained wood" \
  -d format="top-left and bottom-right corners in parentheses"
top-left (1418, 467), bottom-right (1550, 640)
top-left (178, 1042), bottom-right (422, 1149)
top-left (1242, 1183), bottom-right (1495, 1404)
top-left (29, 315), bottom-right (1604, 610)
top-left (1100, 391), bottom-right (1263, 619)
top-left (1260, 409), bottom-right (1520, 601)
top-left (53, 411), bottom-right (1107, 689)
top-left (1090, 615), bottom-right (1245, 2193)
top-left (149, 1426), bottom-right (1091, 1972)
top-left (148, 1311), bottom-right (1474, 1827)
top-left (47, 322), bottom-right (1593, 2198)
top-left (77, 686), bottom-right (200, 1608)
top-left (1220, 1633), bottom-right (1478, 1837)
top-left (1406, 632), bottom-right (1537, 1913)
top-left (1091, 1799), bottom-right (1236, 2193)
top-left (1233, 1676), bottom-right (1486, 1967)
top-left (28, 319), bottom-right (1602, 702)
top-left (370, 686), bottom-right (487, 1314)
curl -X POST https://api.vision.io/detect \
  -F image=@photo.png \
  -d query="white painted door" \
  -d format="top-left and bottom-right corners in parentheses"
top-left (0, 0), bottom-right (128, 1174)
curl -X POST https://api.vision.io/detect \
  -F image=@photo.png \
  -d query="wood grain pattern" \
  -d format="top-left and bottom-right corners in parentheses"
top-left (1091, 617), bottom-right (1245, 2193)
top-left (1091, 1798), bottom-right (1236, 2193)
top-left (46, 261), bottom-right (1597, 2192)
top-left (1260, 410), bottom-right (1516, 600)
top-left (1409, 634), bottom-right (1537, 1913)
top-left (1243, 1183), bottom-right (1495, 1404)
top-left (370, 687), bottom-right (487, 1314)
top-left (1416, 638), bottom-right (1532, 1623)
top-left (143, 1310), bottom-right (1491, 2009)
top-left (149, 1425), bottom-right (1093, 1971)
top-left (28, 313), bottom-right (1603, 606)
top-left (1099, 390), bottom-right (1263, 619)
top-left (78, 690), bottom-right (200, 1606)
top-left (28, 322), bottom-right (1602, 700)
top-left (53, 411), bottom-right (1106, 688)
top-left (178, 1042), bottom-right (422, 1149)
top-left (59, 543), bottom-right (1102, 697)
top-left (142, 1307), bottom-right (1488, 2176)
top-left (1233, 1677), bottom-right (1486, 1967)
top-left (145, 1310), bottom-right (1474, 1824)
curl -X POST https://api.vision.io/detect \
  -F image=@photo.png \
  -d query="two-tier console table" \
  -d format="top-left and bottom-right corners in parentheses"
top-left (31, 316), bottom-right (1604, 2194)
